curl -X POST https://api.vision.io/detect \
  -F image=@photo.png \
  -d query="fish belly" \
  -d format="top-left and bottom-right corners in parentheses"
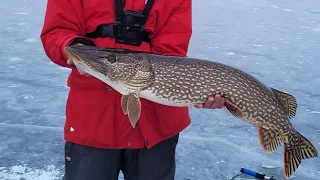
top-left (138, 89), bottom-right (201, 107)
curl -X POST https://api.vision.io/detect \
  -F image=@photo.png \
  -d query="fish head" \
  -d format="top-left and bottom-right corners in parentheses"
top-left (64, 44), bottom-right (154, 93)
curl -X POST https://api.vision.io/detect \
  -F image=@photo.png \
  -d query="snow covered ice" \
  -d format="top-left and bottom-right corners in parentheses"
top-left (1, 0), bottom-right (320, 180)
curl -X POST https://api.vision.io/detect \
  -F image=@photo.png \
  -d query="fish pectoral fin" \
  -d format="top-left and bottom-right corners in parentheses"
top-left (283, 133), bottom-right (318, 179)
top-left (121, 95), bottom-right (129, 115)
top-left (127, 94), bottom-right (141, 128)
top-left (258, 127), bottom-right (283, 153)
top-left (224, 100), bottom-right (244, 118)
top-left (270, 88), bottom-right (297, 119)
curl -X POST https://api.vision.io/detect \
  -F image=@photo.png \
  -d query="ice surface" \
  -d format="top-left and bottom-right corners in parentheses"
top-left (0, 0), bottom-right (320, 180)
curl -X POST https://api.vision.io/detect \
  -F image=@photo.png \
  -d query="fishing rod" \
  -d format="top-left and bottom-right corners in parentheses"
top-left (229, 168), bottom-right (276, 180)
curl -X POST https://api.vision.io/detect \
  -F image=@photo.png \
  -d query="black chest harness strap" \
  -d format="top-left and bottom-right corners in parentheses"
top-left (86, 0), bottom-right (155, 46)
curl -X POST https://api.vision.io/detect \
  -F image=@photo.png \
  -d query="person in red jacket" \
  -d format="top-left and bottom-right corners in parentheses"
top-left (40, 0), bottom-right (225, 179)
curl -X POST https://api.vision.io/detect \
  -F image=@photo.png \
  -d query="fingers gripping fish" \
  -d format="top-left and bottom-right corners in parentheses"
top-left (64, 44), bottom-right (318, 179)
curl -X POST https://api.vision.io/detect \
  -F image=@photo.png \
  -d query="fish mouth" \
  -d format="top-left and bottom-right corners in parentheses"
top-left (64, 46), bottom-right (83, 64)
top-left (64, 46), bottom-right (96, 73)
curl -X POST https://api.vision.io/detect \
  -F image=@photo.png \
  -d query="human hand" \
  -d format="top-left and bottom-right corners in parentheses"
top-left (66, 58), bottom-right (91, 77)
top-left (194, 94), bottom-right (225, 109)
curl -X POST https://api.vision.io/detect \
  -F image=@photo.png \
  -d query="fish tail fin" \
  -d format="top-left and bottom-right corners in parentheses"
top-left (283, 133), bottom-right (318, 179)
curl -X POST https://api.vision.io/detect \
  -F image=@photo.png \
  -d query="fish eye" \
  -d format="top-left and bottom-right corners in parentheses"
top-left (107, 54), bottom-right (117, 63)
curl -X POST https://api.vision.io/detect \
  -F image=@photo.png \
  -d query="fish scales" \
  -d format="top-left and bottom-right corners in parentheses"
top-left (140, 54), bottom-right (281, 118)
top-left (147, 53), bottom-right (289, 135)
top-left (64, 44), bottom-right (318, 179)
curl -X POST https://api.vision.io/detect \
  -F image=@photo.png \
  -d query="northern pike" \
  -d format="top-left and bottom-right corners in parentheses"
top-left (64, 44), bottom-right (318, 179)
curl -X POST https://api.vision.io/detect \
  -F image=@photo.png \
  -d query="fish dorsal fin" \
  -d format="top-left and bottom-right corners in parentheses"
top-left (270, 88), bottom-right (297, 119)
top-left (224, 100), bottom-right (244, 118)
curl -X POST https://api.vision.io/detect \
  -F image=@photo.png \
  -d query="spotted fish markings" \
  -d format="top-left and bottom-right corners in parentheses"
top-left (64, 44), bottom-right (318, 179)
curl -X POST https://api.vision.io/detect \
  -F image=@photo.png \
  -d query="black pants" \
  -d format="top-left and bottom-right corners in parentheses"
top-left (63, 134), bottom-right (179, 180)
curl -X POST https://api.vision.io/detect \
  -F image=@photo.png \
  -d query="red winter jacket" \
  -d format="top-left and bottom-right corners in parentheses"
top-left (40, 0), bottom-right (192, 149)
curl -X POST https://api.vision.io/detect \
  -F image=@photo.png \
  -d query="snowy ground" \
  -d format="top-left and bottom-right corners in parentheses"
top-left (1, 0), bottom-right (320, 180)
